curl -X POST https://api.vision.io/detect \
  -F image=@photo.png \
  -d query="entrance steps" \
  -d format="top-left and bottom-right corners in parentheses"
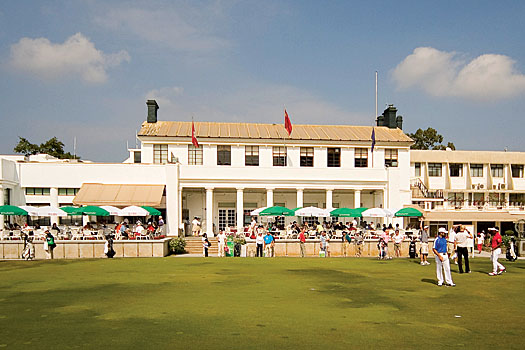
top-left (184, 237), bottom-right (218, 255)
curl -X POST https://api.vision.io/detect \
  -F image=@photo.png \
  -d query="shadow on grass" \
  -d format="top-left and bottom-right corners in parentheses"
top-left (421, 278), bottom-right (436, 285)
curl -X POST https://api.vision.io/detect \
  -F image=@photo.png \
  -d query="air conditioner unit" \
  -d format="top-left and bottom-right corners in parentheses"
top-left (492, 185), bottom-right (498, 190)
top-left (500, 183), bottom-right (506, 190)
top-left (472, 184), bottom-right (476, 189)
top-left (479, 184), bottom-right (484, 189)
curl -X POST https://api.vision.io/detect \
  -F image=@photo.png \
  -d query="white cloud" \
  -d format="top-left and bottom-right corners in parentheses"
top-left (143, 84), bottom-right (369, 125)
top-left (9, 33), bottom-right (130, 83)
top-left (94, 4), bottom-right (229, 52)
top-left (392, 47), bottom-right (525, 100)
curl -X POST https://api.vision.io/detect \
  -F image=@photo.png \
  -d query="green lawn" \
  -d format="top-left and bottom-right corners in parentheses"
top-left (0, 257), bottom-right (524, 349)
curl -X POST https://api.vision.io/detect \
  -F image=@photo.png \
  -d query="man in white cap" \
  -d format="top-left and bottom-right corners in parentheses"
top-left (432, 227), bottom-right (455, 287)
top-left (419, 225), bottom-right (430, 265)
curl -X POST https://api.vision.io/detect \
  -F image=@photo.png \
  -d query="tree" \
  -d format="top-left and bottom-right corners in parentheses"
top-left (13, 136), bottom-right (79, 159)
top-left (407, 128), bottom-right (456, 150)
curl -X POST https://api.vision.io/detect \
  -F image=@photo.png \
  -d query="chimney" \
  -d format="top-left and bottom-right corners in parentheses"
top-left (396, 115), bottom-right (403, 130)
top-left (146, 100), bottom-right (159, 123)
top-left (376, 105), bottom-right (400, 129)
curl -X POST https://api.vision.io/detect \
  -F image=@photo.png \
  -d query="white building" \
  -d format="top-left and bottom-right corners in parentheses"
top-left (1, 101), bottom-right (413, 235)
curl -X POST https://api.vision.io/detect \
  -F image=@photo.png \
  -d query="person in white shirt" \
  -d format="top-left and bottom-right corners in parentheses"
top-left (217, 230), bottom-right (227, 257)
top-left (135, 222), bottom-right (144, 237)
top-left (393, 230), bottom-right (404, 257)
top-left (191, 217), bottom-right (201, 236)
top-left (255, 231), bottom-right (264, 257)
top-left (455, 225), bottom-right (473, 273)
top-left (447, 227), bottom-right (457, 264)
top-left (249, 217), bottom-right (257, 235)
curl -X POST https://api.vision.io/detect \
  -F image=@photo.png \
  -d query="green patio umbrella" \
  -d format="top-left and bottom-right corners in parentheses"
top-left (141, 206), bottom-right (161, 215)
top-left (258, 206), bottom-right (294, 216)
top-left (59, 206), bottom-right (81, 215)
top-left (331, 207), bottom-right (367, 217)
top-left (0, 205), bottom-right (28, 215)
top-left (72, 206), bottom-right (110, 216)
top-left (395, 207), bottom-right (423, 217)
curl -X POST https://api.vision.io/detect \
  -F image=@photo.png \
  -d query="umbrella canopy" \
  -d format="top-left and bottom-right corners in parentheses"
top-left (18, 206), bottom-right (40, 216)
top-left (100, 206), bottom-right (124, 216)
top-left (330, 207), bottom-right (367, 218)
top-left (60, 206), bottom-right (82, 215)
top-left (73, 206), bottom-right (110, 216)
top-left (141, 206), bottom-right (161, 215)
top-left (0, 205), bottom-right (28, 215)
top-left (35, 206), bottom-right (67, 217)
top-left (258, 206), bottom-right (294, 216)
top-left (395, 207), bottom-right (423, 217)
top-left (120, 205), bottom-right (149, 216)
top-left (250, 207), bottom-right (269, 216)
top-left (361, 208), bottom-right (395, 218)
top-left (294, 206), bottom-right (331, 217)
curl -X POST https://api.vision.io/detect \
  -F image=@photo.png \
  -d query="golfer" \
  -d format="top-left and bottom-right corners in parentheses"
top-left (432, 228), bottom-right (455, 287)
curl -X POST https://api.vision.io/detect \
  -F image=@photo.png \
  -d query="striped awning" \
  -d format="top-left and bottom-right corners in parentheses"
top-left (73, 183), bottom-right (164, 207)
top-left (423, 211), bottom-right (520, 222)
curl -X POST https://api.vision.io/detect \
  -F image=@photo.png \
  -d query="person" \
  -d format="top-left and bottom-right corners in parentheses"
top-left (202, 233), bottom-right (210, 257)
top-left (104, 235), bottom-right (115, 258)
top-left (158, 216), bottom-right (165, 234)
top-left (119, 222), bottom-right (129, 239)
top-left (488, 227), bottom-right (506, 276)
top-left (447, 226), bottom-right (457, 265)
top-left (476, 231), bottom-right (484, 254)
top-left (270, 233), bottom-right (276, 257)
top-left (316, 221), bottom-right (323, 235)
top-left (419, 225), bottom-right (430, 265)
top-left (44, 230), bottom-right (56, 259)
top-left (324, 231), bottom-right (331, 257)
top-left (354, 231), bottom-right (363, 257)
top-left (298, 227), bottom-right (306, 257)
top-left (319, 231), bottom-right (328, 257)
top-left (135, 221), bottom-right (145, 238)
top-left (455, 225), bottom-right (473, 273)
top-left (352, 218), bottom-right (358, 229)
top-left (22, 236), bottom-right (35, 260)
top-left (217, 230), bottom-right (227, 257)
top-left (249, 217), bottom-right (257, 236)
top-left (343, 231), bottom-right (352, 257)
top-left (432, 228), bottom-right (455, 287)
top-left (51, 223), bottom-right (61, 234)
top-left (380, 229), bottom-right (391, 259)
top-left (191, 217), bottom-right (201, 236)
top-left (255, 231), bottom-right (264, 257)
top-left (378, 238), bottom-right (386, 259)
top-left (263, 231), bottom-right (274, 257)
top-left (393, 229), bottom-right (404, 257)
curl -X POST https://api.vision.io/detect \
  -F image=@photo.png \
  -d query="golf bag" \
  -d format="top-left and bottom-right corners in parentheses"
top-left (409, 241), bottom-right (417, 259)
top-left (105, 237), bottom-right (116, 258)
top-left (506, 239), bottom-right (517, 262)
top-left (22, 239), bottom-right (35, 260)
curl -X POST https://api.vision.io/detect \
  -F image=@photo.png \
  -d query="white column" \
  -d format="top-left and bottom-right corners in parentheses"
top-left (50, 187), bottom-right (59, 225)
top-left (266, 188), bottom-right (274, 207)
top-left (206, 188), bottom-right (214, 237)
top-left (0, 185), bottom-right (4, 229)
top-left (165, 164), bottom-right (180, 236)
top-left (354, 190), bottom-right (361, 208)
top-left (236, 188), bottom-right (244, 233)
top-left (326, 189), bottom-right (333, 209)
top-left (382, 189), bottom-right (388, 225)
top-left (296, 188), bottom-right (304, 208)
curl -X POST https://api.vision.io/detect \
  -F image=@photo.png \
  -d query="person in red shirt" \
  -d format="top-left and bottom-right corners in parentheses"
top-left (488, 227), bottom-right (506, 276)
top-left (298, 227), bottom-right (307, 257)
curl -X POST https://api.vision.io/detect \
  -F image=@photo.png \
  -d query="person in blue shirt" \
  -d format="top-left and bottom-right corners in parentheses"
top-left (263, 232), bottom-right (274, 257)
top-left (432, 228), bottom-right (455, 287)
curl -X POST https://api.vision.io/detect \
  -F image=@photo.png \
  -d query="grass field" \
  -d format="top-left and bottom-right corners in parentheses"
top-left (1, 256), bottom-right (524, 349)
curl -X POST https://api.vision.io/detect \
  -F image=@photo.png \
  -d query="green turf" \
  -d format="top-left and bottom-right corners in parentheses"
top-left (1, 257), bottom-right (524, 349)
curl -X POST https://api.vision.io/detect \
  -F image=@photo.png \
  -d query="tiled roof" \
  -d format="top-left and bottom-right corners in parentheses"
top-left (138, 121), bottom-right (413, 143)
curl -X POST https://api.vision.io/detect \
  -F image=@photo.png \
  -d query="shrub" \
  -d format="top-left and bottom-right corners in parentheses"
top-left (169, 237), bottom-right (187, 255)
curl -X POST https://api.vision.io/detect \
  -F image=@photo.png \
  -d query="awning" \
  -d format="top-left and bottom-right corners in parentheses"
top-left (73, 183), bottom-right (164, 207)
top-left (423, 211), bottom-right (520, 222)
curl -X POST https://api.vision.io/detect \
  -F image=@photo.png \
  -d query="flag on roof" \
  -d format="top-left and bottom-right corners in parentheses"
top-left (284, 109), bottom-right (292, 136)
top-left (371, 127), bottom-right (376, 152)
top-left (192, 120), bottom-right (199, 148)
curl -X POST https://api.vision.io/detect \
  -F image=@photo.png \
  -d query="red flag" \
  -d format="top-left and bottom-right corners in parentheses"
top-left (284, 109), bottom-right (292, 136)
top-left (191, 121), bottom-right (199, 148)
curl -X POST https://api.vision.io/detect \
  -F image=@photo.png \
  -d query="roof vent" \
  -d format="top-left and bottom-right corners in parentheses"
top-left (146, 100), bottom-right (159, 123)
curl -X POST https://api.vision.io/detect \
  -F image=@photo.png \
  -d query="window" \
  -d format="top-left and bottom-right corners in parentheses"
top-left (300, 147), bottom-right (314, 167)
top-left (511, 164), bottom-right (523, 178)
top-left (354, 148), bottom-right (368, 167)
top-left (384, 149), bottom-right (398, 167)
top-left (133, 151), bottom-right (141, 163)
top-left (58, 188), bottom-right (79, 196)
top-left (3, 188), bottom-right (10, 205)
top-left (491, 164), bottom-right (504, 177)
top-left (245, 146), bottom-right (259, 166)
top-left (327, 148), bottom-right (341, 167)
top-left (415, 163), bottom-right (421, 177)
top-left (428, 163), bottom-right (442, 177)
top-left (217, 145), bottom-right (231, 166)
top-left (153, 144), bottom-right (168, 164)
top-left (470, 164), bottom-right (483, 177)
top-left (450, 163), bottom-right (463, 177)
top-left (188, 145), bottom-right (203, 165)
top-left (273, 147), bottom-right (287, 166)
top-left (448, 192), bottom-right (464, 207)
top-left (25, 188), bottom-right (50, 195)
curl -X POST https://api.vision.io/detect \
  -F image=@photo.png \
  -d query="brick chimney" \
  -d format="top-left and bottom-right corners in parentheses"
top-left (376, 104), bottom-right (403, 129)
top-left (146, 100), bottom-right (159, 123)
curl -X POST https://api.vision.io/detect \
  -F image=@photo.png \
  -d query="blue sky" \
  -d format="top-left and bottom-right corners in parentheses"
top-left (1, 0), bottom-right (525, 161)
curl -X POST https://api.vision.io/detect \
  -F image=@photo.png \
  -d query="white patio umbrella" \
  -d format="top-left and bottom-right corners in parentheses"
top-left (35, 206), bottom-right (68, 217)
top-left (361, 208), bottom-right (395, 218)
top-left (18, 205), bottom-right (40, 216)
top-left (100, 205), bottom-right (123, 216)
top-left (250, 207), bottom-right (269, 216)
top-left (119, 205), bottom-right (149, 216)
top-left (294, 206), bottom-right (331, 217)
